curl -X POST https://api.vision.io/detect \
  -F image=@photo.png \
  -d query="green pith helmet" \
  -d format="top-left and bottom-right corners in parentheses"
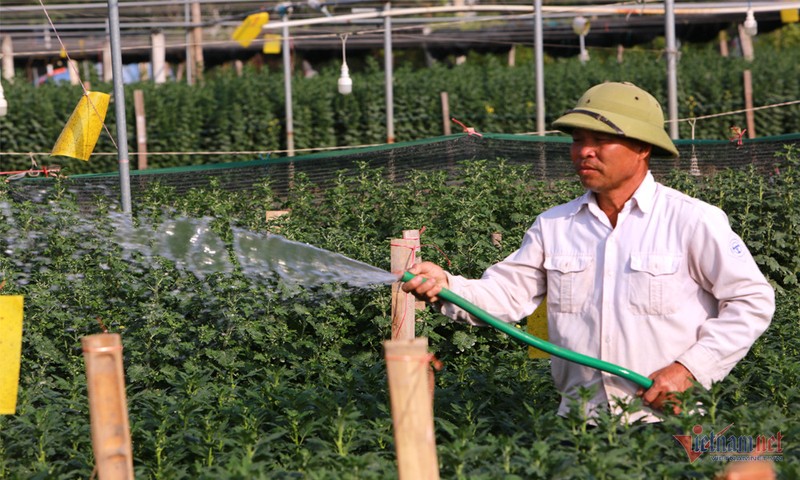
top-left (553, 82), bottom-right (679, 158)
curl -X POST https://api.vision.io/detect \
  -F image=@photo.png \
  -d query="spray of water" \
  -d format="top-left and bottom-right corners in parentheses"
top-left (108, 211), bottom-right (396, 286)
top-left (2, 202), bottom-right (398, 289)
top-left (232, 226), bottom-right (398, 287)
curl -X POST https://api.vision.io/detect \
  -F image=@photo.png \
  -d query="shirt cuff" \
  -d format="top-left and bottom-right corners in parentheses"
top-left (676, 345), bottom-right (719, 389)
top-left (436, 273), bottom-right (484, 325)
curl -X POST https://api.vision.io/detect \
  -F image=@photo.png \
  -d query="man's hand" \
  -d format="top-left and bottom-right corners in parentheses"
top-left (400, 262), bottom-right (449, 304)
top-left (637, 362), bottom-right (695, 414)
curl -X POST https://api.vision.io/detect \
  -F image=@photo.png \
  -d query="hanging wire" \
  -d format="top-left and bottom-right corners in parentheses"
top-left (36, 0), bottom-right (118, 151)
top-left (340, 32), bottom-right (349, 63)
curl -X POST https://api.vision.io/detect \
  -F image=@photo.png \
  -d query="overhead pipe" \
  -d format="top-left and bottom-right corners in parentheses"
top-left (261, 2), bottom-right (800, 30)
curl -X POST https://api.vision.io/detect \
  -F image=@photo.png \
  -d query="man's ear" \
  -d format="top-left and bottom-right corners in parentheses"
top-left (637, 141), bottom-right (652, 159)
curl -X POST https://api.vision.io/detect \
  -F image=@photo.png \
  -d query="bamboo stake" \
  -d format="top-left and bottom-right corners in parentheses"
top-left (719, 30), bottom-right (729, 57)
top-left (384, 338), bottom-right (440, 480)
top-left (67, 59), bottom-right (80, 85)
top-left (102, 41), bottom-right (112, 82)
top-left (743, 69), bottom-right (756, 139)
top-left (391, 230), bottom-right (420, 340)
top-left (151, 31), bottom-right (166, 84)
top-left (1, 36), bottom-right (14, 81)
top-left (191, 1), bottom-right (204, 82)
top-left (402, 230), bottom-right (425, 311)
top-left (738, 24), bottom-right (754, 61)
top-left (82, 333), bottom-right (134, 480)
top-left (440, 92), bottom-right (451, 136)
top-left (133, 89), bottom-right (148, 170)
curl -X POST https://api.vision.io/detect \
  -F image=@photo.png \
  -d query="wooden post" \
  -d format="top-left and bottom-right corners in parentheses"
top-left (151, 31), bottom-right (166, 84)
top-left (391, 230), bottom-right (420, 340)
top-left (743, 70), bottom-right (756, 139)
top-left (190, 1), bottom-right (204, 82)
top-left (82, 333), bottom-right (134, 480)
top-left (384, 338), bottom-right (440, 480)
top-left (403, 230), bottom-right (426, 311)
top-left (719, 30), bottom-right (729, 57)
top-left (67, 59), bottom-right (80, 85)
top-left (440, 92), bottom-right (451, 135)
top-left (102, 41), bottom-right (113, 82)
top-left (2, 35), bottom-right (15, 81)
top-left (738, 25), bottom-right (754, 62)
top-left (134, 89), bottom-right (148, 170)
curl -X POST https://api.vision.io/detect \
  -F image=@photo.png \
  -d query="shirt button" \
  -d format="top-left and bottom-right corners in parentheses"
top-left (605, 336), bottom-right (611, 344)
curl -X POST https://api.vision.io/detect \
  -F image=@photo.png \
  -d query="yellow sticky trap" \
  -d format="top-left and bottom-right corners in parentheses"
top-left (527, 298), bottom-right (549, 359)
top-left (781, 8), bottom-right (799, 23)
top-left (263, 34), bottom-right (281, 54)
top-left (233, 12), bottom-right (269, 47)
top-left (51, 91), bottom-right (110, 161)
top-left (1, 296), bottom-right (24, 415)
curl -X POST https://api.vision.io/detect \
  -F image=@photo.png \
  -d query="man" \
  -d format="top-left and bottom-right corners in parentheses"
top-left (402, 82), bottom-right (775, 423)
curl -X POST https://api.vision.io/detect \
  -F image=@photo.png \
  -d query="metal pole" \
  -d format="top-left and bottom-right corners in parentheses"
top-left (534, 0), bottom-right (545, 135)
top-left (107, 0), bottom-right (132, 213)
top-left (282, 15), bottom-right (294, 157)
top-left (665, 0), bottom-right (679, 139)
top-left (384, 3), bottom-right (395, 144)
top-left (185, 0), bottom-right (193, 85)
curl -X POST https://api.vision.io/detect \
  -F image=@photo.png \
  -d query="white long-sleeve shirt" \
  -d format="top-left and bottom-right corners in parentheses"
top-left (440, 172), bottom-right (775, 422)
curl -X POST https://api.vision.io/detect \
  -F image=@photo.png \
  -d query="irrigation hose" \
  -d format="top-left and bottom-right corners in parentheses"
top-left (400, 271), bottom-right (654, 390)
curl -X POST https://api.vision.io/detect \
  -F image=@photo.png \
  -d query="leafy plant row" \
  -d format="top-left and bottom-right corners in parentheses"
top-left (0, 145), bottom-right (798, 478)
top-left (1, 37), bottom-right (799, 175)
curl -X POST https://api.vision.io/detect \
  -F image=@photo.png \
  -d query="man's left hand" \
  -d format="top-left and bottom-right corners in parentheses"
top-left (637, 362), bottom-right (695, 414)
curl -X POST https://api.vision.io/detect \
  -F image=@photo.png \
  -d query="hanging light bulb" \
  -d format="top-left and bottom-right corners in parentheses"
top-left (571, 15), bottom-right (590, 36)
top-left (743, 9), bottom-right (758, 37)
top-left (338, 34), bottom-right (352, 95)
top-left (572, 16), bottom-right (591, 64)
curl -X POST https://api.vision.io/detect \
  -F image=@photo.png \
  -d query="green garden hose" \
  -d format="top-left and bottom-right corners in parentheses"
top-left (401, 271), bottom-right (654, 390)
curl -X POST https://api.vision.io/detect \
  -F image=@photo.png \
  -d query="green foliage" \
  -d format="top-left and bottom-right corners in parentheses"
top-left (2, 38), bottom-right (799, 174)
top-left (0, 148), bottom-right (798, 478)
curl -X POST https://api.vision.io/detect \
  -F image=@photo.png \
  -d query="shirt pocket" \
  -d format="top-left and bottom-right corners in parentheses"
top-left (628, 253), bottom-right (682, 315)
top-left (544, 255), bottom-right (594, 313)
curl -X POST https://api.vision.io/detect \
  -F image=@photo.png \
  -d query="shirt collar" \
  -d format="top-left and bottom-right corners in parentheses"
top-left (631, 171), bottom-right (656, 214)
top-left (569, 171), bottom-right (657, 216)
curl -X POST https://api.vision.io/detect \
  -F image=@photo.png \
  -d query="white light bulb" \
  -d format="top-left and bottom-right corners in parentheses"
top-left (572, 16), bottom-right (590, 36)
top-left (338, 63), bottom-right (352, 95)
top-left (743, 10), bottom-right (758, 37)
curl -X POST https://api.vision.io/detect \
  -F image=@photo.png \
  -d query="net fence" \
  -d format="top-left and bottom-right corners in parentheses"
top-left (6, 132), bottom-right (800, 211)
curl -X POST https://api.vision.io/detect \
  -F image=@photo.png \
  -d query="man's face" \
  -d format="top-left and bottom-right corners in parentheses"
top-left (570, 128), bottom-right (651, 195)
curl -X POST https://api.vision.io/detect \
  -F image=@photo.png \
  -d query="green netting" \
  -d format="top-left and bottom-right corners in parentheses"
top-left (7, 132), bottom-right (800, 210)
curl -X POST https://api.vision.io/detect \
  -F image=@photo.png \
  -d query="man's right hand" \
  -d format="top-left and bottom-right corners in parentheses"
top-left (400, 262), bottom-right (449, 304)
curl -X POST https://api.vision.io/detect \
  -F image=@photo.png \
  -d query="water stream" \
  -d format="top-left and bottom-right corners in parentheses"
top-left (108, 211), bottom-right (398, 287)
top-left (1, 202), bottom-right (399, 289)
